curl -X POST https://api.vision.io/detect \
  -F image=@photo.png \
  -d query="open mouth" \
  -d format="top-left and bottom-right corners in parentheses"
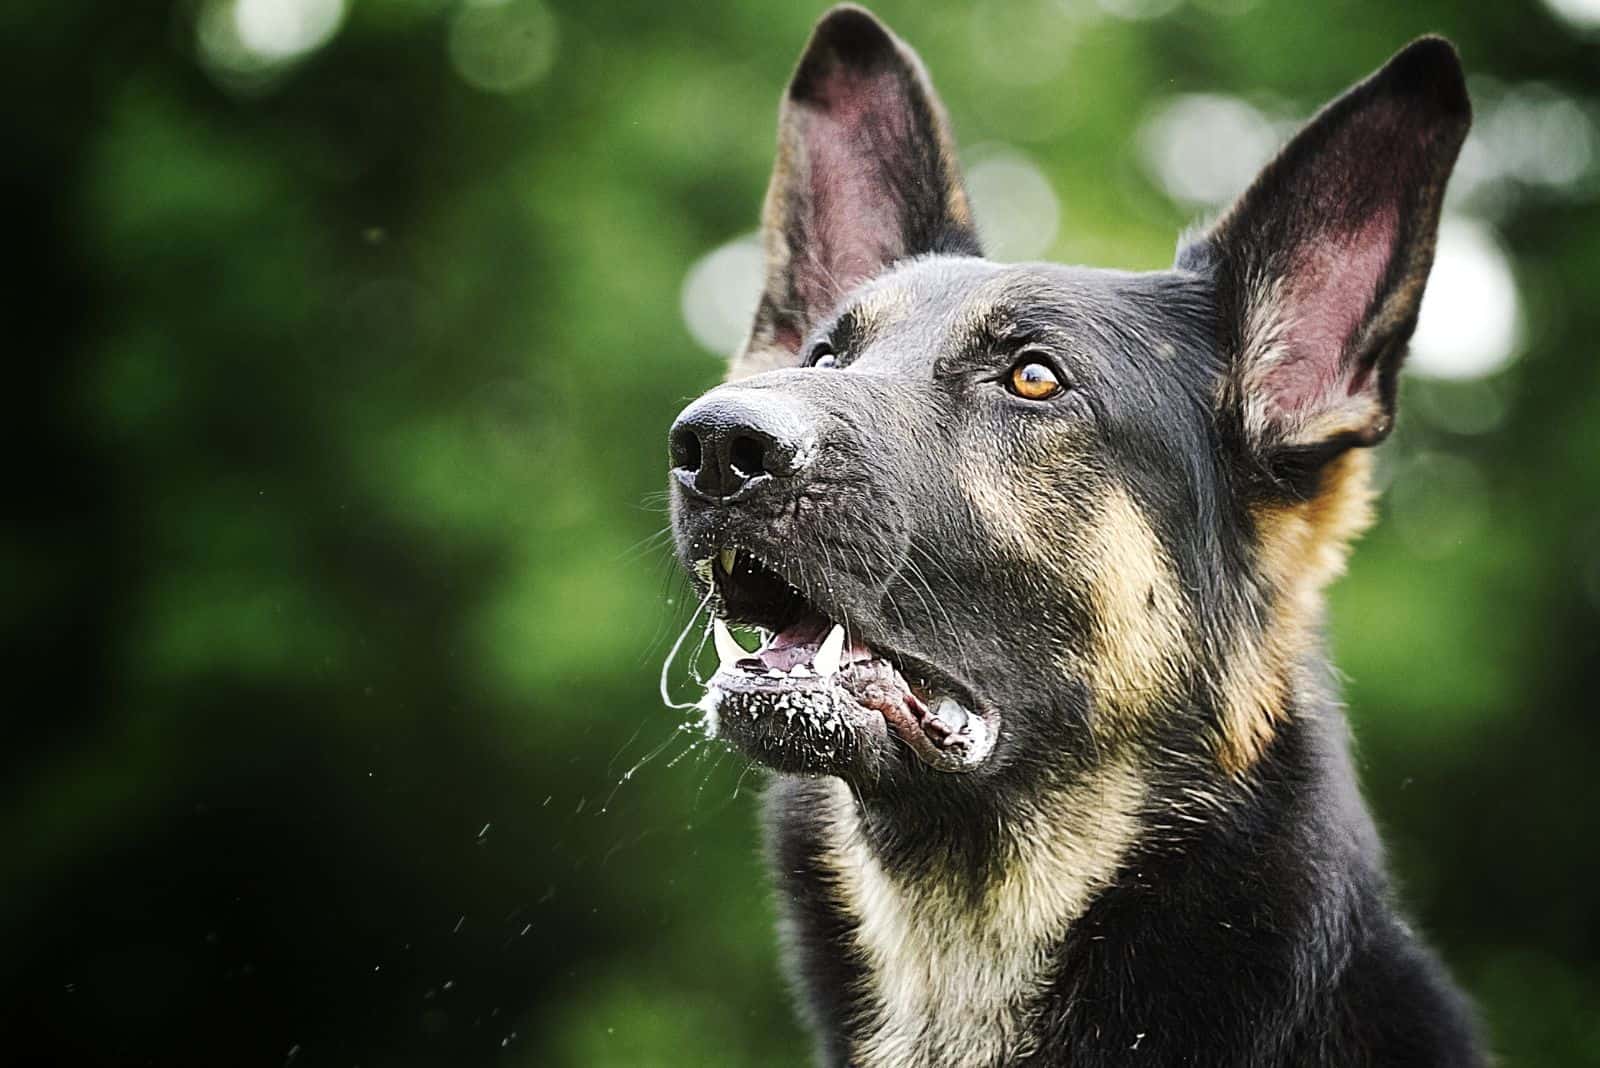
top-left (699, 549), bottom-right (996, 774)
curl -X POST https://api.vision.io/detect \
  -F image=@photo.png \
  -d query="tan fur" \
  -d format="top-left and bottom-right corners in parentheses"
top-left (954, 435), bottom-right (1093, 573)
top-left (957, 457), bottom-right (1056, 565)
top-left (820, 764), bottom-right (1145, 1068)
top-left (1233, 274), bottom-right (1292, 448)
top-left (728, 342), bottom-right (797, 381)
top-left (960, 450), bottom-right (1189, 735)
top-left (1216, 267), bottom-right (1385, 773)
top-left (729, 285), bottom-right (912, 383)
top-left (1217, 450), bottom-right (1375, 774)
top-left (1079, 487), bottom-right (1192, 728)
top-left (852, 286), bottom-right (913, 333)
top-left (928, 95), bottom-right (973, 232)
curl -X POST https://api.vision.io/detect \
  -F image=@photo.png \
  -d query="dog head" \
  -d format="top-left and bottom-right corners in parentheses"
top-left (668, 5), bottom-right (1468, 794)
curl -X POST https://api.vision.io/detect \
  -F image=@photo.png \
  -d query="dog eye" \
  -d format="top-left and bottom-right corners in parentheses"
top-left (1006, 359), bottom-right (1064, 400)
top-left (807, 342), bottom-right (838, 369)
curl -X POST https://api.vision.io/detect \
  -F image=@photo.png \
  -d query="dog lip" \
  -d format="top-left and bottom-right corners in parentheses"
top-left (695, 549), bottom-right (999, 773)
top-left (868, 654), bottom-right (999, 772)
top-left (705, 616), bottom-right (999, 773)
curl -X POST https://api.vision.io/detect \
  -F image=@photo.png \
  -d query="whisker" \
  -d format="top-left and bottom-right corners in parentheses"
top-left (615, 524), bottom-right (676, 565)
top-left (636, 489), bottom-right (674, 513)
top-left (898, 547), bottom-right (973, 680)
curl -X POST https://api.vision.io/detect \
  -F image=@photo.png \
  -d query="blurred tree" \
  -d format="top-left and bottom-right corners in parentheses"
top-left (2, 1), bottom-right (1597, 1065)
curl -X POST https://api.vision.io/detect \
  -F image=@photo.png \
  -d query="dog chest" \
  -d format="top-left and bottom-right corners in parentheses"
top-left (813, 771), bottom-right (1143, 1068)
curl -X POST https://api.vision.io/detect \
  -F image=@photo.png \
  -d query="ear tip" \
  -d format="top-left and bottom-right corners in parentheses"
top-left (815, 3), bottom-right (888, 31)
top-left (808, 4), bottom-right (898, 63)
top-left (791, 6), bottom-right (911, 106)
top-left (1384, 35), bottom-right (1472, 126)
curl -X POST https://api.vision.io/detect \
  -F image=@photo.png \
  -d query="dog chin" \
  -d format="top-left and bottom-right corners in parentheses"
top-left (699, 615), bottom-right (999, 778)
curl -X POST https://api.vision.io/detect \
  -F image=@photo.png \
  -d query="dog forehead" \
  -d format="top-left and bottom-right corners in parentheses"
top-left (846, 257), bottom-right (1194, 370)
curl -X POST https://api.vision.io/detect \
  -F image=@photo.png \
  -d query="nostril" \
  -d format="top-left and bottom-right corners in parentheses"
top-left (670, 426), bottom-right (703, 472)
top-left (728, 434), bottom-right (767, 480)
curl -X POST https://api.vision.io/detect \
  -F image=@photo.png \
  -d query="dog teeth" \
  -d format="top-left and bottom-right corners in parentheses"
top-left (718, 548), bottom-right (737, 575)
top-left (712, 617), bottom-right (746, 670)
top-left (814, 624), bottom-right (845, 677)
top-left (789, 664), bottom-right (812, 677)
top-left (930, 696), bottom-right (969, 734)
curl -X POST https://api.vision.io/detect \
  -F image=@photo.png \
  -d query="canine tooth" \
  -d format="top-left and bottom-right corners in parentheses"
top-left (814, 624), bottom-right (845, 677)
top-left (718, 548), bottom-right (736, 575)
top-left (790, 664), bottom-right (812, 677)
top-left (712, 618), bottom-right (745, 669)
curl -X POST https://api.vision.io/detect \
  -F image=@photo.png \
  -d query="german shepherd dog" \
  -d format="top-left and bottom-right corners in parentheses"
top-left (667, 6), bottom-right (1481, 1065)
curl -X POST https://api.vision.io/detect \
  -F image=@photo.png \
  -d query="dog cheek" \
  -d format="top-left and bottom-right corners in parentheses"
top-left (951, 436), bottom-right (1096, 575)
top-left (1213, 449), bottom-right (1376, 775)
top-left (1073, 487), bottom-right (1193, 735)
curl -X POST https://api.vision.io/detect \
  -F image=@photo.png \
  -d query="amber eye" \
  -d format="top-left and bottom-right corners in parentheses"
top-left (1007, 359), bottom-right (1063, 400)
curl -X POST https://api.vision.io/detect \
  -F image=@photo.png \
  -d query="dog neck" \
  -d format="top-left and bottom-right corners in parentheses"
top-left (792, 671), bottom-right (1378, 1068)
top-left (813, 758), bottom-right (1146, 1068)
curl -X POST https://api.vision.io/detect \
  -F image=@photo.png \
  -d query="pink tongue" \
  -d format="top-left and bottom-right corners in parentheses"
top-left (756, 620), bottom-right (873, 671)
top-left (757, 620), bottom-right (827, 670)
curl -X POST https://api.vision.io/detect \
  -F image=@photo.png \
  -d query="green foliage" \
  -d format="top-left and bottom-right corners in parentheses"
top-left (5, 0), bottom-right (1598, 1064)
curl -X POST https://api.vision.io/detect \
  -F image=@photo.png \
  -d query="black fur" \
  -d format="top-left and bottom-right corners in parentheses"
top-left (666, 7), bottom-right (1481, 1065)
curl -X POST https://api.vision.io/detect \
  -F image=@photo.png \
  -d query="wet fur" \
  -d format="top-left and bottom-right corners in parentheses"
top-left (669, 7), bottom-right (1482, 1065)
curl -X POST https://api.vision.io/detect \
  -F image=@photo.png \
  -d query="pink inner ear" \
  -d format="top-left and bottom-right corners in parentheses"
top-left (792, 67), bottom-right (915, 316)
top-left (1264, 207), bottom-right (1398, 421)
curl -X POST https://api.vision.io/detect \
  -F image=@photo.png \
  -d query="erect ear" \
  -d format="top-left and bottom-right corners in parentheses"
top-left (1179, 37), bottom-right (1470, 491)
top-left (733, 4), bottom-right (981, 378)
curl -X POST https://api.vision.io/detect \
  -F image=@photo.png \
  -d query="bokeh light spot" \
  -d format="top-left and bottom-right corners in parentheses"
top-left (448, 0), bottom-right (559, 95)
top-left (1096, 0), bottom-right (1184, 21)
top-left (966, 148), bottom-right (1061, 261)
top-left (1410, 218), bottom-right (1521, 380)
top-left (1452, 83), bottom-right (1597, 204)
top-left (234, 0), bottom-right (346, 61)
top-left (680, 234), bottom-right (763, 357)
top-left (196, 0), bottom-right (347, 92)
top-left (971, 0), bottom-right (1076, 87)
top-left (1484, 86), bottom-right (1595, 188)
top-left (1138, 93), bottom-right (1280, 207)
top-left (1542, 0), bottom-right (1600, 30)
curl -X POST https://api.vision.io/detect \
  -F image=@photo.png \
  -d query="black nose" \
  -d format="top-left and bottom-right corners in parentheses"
top-left (669, 389), bottom-right (814, 499)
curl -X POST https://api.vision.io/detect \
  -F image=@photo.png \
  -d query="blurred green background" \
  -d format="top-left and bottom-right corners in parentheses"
top-left (5, 0), bottom-right (1599, 1064)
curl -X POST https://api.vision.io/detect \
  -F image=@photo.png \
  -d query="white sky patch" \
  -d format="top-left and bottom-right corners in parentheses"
top-left (1410, 217), bottom-right (1521, 380)
top-left (680, 233), bottom-right (763, 357)
top-left (966, 148), bottom-right (1062, 261)
top-left (1138, 93), bottom-right (1281, 207)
